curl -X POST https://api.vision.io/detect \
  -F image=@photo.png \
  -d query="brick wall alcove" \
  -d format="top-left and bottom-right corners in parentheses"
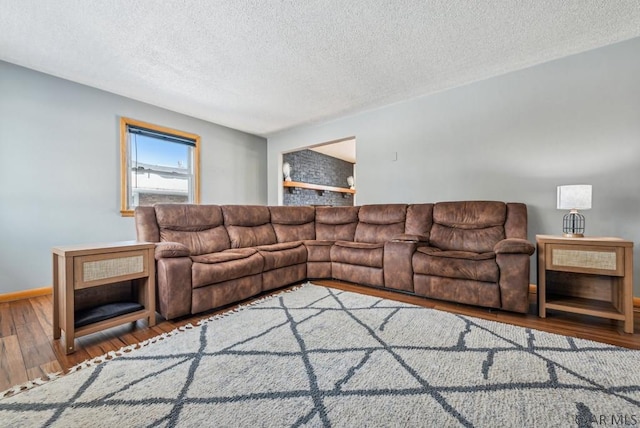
top-left (283, 150), bottom-right (355, 207)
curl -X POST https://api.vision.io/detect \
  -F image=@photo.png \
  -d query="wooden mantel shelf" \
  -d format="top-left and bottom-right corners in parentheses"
top-left (283, 180), bottom-right (355, 195)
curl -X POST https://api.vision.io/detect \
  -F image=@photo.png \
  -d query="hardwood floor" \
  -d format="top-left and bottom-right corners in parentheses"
top-left (1, 279), bottom-right (639, 395)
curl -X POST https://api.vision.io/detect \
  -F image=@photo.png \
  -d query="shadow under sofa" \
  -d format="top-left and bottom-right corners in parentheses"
top-left (134, 201), bottom-right (535, 320)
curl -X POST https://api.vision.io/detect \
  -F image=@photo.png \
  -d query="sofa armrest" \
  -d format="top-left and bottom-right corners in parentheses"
top-left (156, 257), bottom-right (192, 319)
top-left (155, 242), bottom-right (191, 260)
top-left (495, 252), bottom-right (531, 313)
top-left (392, 233), bottom-right (430, 243)
top-left (494, 238), bottom-right (535, 255)
top-left (495, 239), bottom-right (534, 313)
top-left (383, 241), bottom-right (417, 292)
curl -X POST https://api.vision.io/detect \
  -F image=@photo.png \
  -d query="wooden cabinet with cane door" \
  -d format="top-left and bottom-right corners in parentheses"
top-left (52, 241), bottom-right (156, 353)
top-left (536, 235), bottom-right (633, 333)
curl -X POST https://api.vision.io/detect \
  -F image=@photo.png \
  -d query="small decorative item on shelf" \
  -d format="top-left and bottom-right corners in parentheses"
top-left (347, 175), bottom-right (355, 190)
top-left (557, 184), bottom-right (592, 237)
top-left (282, 162), bottom-right (292, 182)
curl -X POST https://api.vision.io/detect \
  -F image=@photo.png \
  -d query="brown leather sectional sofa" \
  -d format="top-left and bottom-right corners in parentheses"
top-left (134, 201), bottom-right (535, 320)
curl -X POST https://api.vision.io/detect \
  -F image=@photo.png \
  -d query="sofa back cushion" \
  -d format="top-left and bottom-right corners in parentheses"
top-left (269, 206), bottom-right (316, 242)
top-left (405, 204), bottom-right (434, 239)
top-left (315, 206), bottom-right (360, 241)
top-left (222, 205), bottom-right (277, 248)
top-left (354, 204), bottom-right (407, 243)
top-left (430, 201), bottom-right (506, 253)
top-left (154, 204), bottom-right (230, 256)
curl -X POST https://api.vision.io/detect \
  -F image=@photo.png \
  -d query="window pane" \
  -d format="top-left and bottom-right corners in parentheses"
top-left (129, 133), bottom-right (194, 208)
top-left (120, 117), bottom-right (200, 216)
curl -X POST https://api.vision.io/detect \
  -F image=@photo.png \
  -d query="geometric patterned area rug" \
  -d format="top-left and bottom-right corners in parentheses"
top-left (1, 283), bottom-right (639, 427)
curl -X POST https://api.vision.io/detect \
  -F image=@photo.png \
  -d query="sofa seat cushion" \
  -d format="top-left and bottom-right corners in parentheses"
top-left (331, 241), bottom-right (384, 268)
top-left (413, 246), bottom-right (499, 283)
top-left (255, 241), bottom-right (302, 252)
top-left (256, 241), bottom-right (307, 271)
top-left (191, 248), bottom-right (257, 264)
top-left (191, 249), bottom-right (264, 288)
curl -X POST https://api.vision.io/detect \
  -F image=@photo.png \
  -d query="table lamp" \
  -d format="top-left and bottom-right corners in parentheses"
top-left (557, 184), bottom-right (592, 237)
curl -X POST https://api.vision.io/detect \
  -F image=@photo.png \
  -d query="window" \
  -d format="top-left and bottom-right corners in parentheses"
top-left (120, 117), bottom-right (200, 216)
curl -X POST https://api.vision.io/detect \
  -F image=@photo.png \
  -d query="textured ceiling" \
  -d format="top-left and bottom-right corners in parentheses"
top-left (1, 1), bottom-right (640, 137)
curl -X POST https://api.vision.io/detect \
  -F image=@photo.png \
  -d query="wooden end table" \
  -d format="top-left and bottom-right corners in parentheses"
top-left (52, 241), bottom-right (156, 354)
top-left (536, 235), bottom-right (634, 334)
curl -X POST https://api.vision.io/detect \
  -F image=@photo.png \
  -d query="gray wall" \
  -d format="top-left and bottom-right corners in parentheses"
top-left (268, 37), bottom-right (640, 295)
top-left (0, 61), bottom-right (267, 294)
top-left (283, 150), bottom-right (354, 206)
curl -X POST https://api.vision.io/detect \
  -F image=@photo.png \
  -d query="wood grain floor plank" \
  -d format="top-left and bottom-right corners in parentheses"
top-left (97, 324), bottom-right (146, 352)
top-left (149, 322), bottom-right (180, 336)
top-left (14, 321), bottom-right (58, 370)
top-left (8, 298), bottom-right (35, 327)
top-left (51, 339), bottom-right (92, 369)
top-left (0, 335), bottom-right (28, 393)
top-left (29, 294), bottom-right (54, 338)
top-left (77, 330), bottom-right (129, 361)
top-left (0, 302), bottom-right (15, 337)
top-left (26, 360), bottom-right (63, 384)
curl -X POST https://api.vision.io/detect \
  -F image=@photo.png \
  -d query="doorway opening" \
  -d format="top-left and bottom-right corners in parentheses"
top-left (281, 137), bottom-right (356, 207)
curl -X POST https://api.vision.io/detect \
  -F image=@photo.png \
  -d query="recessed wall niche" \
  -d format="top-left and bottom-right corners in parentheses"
top-left (283, 149), bottom-right (355, 207)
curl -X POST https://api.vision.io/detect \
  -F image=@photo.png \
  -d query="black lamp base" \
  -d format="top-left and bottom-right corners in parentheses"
top-left (562, 211), bottom-right (585, 238)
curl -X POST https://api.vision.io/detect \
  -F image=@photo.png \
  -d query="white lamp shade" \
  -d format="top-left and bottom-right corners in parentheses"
top-left (557, 185), bottom-right (592, 210)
